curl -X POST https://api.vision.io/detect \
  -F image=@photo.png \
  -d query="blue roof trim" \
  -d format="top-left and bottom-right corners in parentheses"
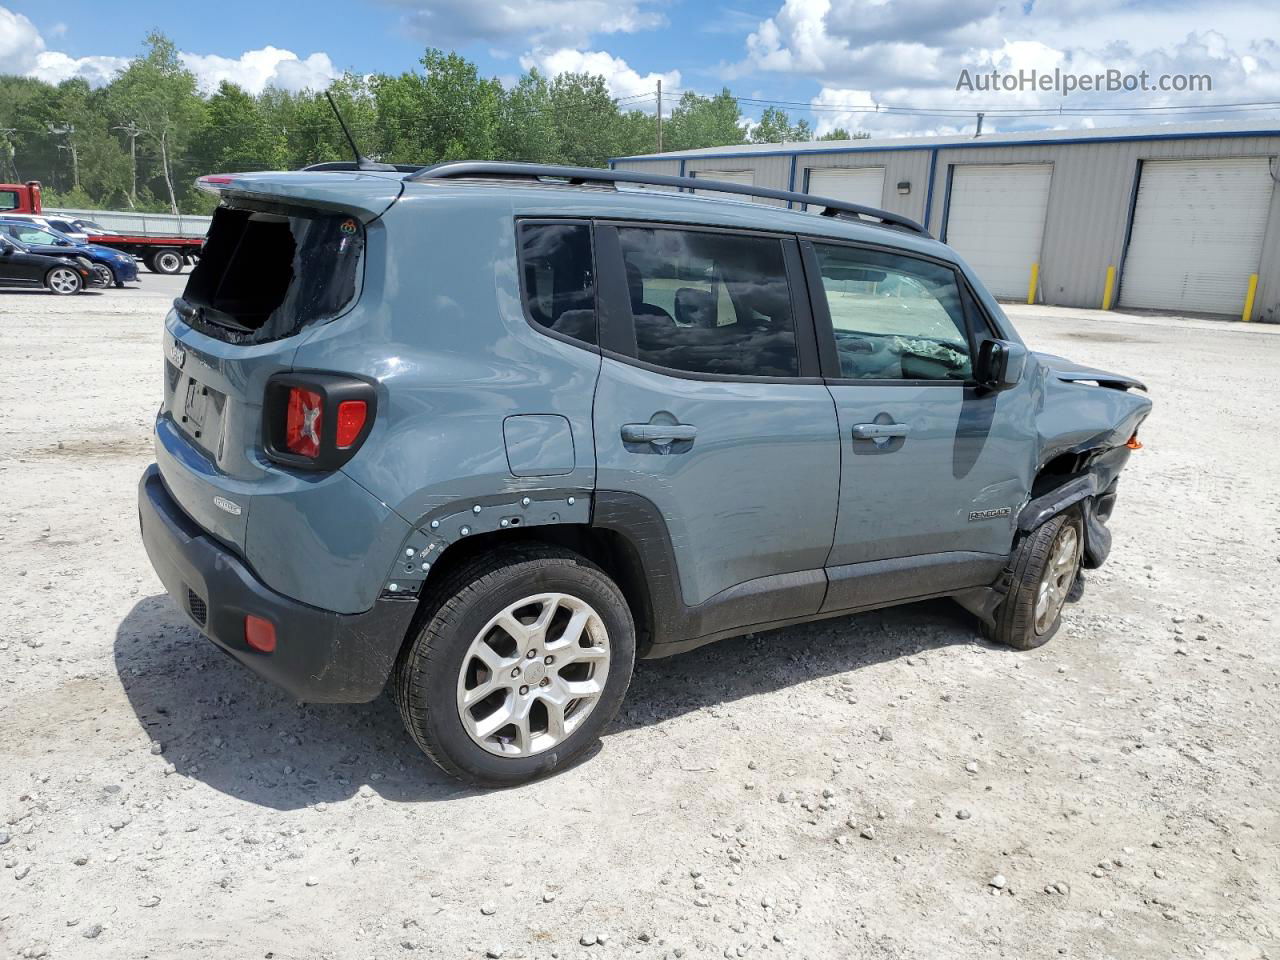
top-left (609, 127), bottom-right (1280, 164)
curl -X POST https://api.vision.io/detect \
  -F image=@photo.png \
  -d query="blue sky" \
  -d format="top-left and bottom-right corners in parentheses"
top-left (2, 0), bottom-right (1278, 138)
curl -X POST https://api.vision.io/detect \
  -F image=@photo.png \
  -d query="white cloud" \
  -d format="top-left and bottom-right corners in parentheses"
top-left (31, 51), bottom-right (130, 86)
top-left (388, 0), bottom-right (665, 50)
top-left (181, 47), bottom-right (338, 95)
top-left (0, 5), bottom-right (336, 93)
top-left (0, 5), bottom-right (43, 73)
top-left (520, 48), bottom-right (679, 104)
top-left (742, 0), bottom-right (1280, 135)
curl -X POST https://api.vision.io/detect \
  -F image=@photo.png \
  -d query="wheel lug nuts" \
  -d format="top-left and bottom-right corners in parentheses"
top-left (526, 650), bottom-right (536, 659)
top-left (544, 655), bottom-right (554, 665)
top-left (510, 667), bottom-right (520, 678)
top-left (519, 685), bottom-right (529, 695)
top-left (540, 677), bottom-right (550, 687)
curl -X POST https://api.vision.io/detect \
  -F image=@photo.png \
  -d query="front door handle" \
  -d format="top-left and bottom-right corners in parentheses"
top-left (852, 422), bottom-right (911, 440)
top-left (621, 423), bottom-right (698, 444)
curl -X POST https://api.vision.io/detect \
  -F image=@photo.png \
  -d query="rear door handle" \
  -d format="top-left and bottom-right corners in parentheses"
top-left (621, 423), bottom-right (698, 444)
top-left (852, 422), bottom-right (911, 440)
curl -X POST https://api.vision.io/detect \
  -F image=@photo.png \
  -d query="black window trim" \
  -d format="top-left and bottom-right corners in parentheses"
top-left (799, 236), bottom-right (990, 388)
top-left (593, 217), bottom-right (824, 385)
top-left (514, 217), bottom-right (602, 353)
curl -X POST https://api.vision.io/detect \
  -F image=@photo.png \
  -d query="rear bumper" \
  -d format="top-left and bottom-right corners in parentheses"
top-left (138, 464), bottom-right (415, 703)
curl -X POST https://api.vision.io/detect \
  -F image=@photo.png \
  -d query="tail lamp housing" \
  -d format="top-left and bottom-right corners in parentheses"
top-left (263, 372), bottom-right (377, 470)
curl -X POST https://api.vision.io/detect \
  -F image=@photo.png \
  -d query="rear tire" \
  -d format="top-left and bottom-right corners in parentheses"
top-left (151, 249), bottom-right (183, 275)
top-left (45, 266), bottom-right (82, 295)
top-left (393, 545), bottom-right (635, 787)
top-left (984, 510), bottom-right (1083, 650)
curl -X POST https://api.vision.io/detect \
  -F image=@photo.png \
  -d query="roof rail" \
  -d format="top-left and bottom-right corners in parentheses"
top-left (408, 161), bottom-right (930, 236)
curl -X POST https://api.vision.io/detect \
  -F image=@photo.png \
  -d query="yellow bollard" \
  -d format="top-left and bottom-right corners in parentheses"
top-left (1026, 262), bottom-right (1039, 305)
top-left (1242, 273), bottom-right (1258, 323)
top-left (1101, 265), bottom-right (1116, 311)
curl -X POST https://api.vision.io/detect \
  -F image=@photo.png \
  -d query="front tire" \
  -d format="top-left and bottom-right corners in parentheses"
top-left (393, 545), bottom-right (635, 787)
top-left (984, 510), bottom-right (1083, 650)
top-left (46, 266), bottom-right (83, 295)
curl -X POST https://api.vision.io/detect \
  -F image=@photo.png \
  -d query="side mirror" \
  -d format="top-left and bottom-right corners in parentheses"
top-left (0, 245), bottom-right (11, 256)
top-left (976, 338), bottom-right (1027, 391)
top-left (56, 239), bottom-right (71, 246)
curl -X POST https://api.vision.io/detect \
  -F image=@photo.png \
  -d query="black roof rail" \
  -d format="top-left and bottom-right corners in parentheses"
top-left (408, 161), bottom-right (930, 236)
top-left (302, 160), bottom-right (426, 173)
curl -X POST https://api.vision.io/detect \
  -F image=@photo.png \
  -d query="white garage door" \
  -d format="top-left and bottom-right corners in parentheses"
top-left (944, 163), bottom-right (1053, 299)
top-left (1119, 158), bottom-right (1273, 315)
top-left (806, 167), bottom-right (886, 209)
top-left (694, 169), bottom-right (755, 201)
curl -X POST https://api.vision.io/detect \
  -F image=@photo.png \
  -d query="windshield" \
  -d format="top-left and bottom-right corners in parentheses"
top-left (179, 204), bottom-right (365, 344)
top-left (3, 224), bottom-right (71, 246)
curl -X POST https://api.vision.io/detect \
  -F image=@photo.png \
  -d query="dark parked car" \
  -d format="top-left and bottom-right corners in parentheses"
top-left (0, 219), bottom-right (138, 287)
top-left (0, 233), bottom-right (93, 294)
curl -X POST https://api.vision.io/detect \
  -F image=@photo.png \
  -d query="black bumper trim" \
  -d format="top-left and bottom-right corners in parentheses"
top-left (138, 464), bottom-right (415, 703)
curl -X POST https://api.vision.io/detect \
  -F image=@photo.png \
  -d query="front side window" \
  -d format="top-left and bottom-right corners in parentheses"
top-left (0, 191), bottom-right (18, 211)
top-left (813, 243), bottom-right (972, 381)
top-left (518, 221), bottom-right (597, 347)
top-left (618, 227), bottom-right (798, 378)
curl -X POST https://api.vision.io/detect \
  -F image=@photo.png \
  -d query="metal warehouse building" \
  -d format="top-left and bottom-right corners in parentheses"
top-left (610, 119), bottom-right (1280, 323)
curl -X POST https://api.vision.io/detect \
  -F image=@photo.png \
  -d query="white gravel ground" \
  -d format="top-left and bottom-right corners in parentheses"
top-left (1, 276), bottom-right (1278, 960)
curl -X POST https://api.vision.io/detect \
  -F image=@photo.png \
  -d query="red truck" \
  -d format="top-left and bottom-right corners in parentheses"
top-left (1, 180), bottom-right (203, 274)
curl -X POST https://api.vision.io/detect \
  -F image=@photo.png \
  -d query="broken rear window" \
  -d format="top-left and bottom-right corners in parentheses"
top-left (178, 205), bottom-right (364, 344)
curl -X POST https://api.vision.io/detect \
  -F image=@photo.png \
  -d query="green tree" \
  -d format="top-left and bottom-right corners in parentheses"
top-left (497, 68), bottom-right (557, 162)
top-left (663, 89), bottom-right (746, 152)
top-left (750, 106), bottom-right (812, 144)
top-left (816, 127), bottom-right (870, 141)
top-left (111, 32), bottom-right (205, 213)
top-left (190, 81), bottom-right (286, 174)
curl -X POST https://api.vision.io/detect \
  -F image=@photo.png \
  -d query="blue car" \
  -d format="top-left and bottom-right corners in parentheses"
top-left (0, 219), bottom-right (138, 287)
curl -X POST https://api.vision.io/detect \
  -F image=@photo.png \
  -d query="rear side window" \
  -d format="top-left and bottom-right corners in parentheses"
top-left (518, 221), bottom-right (597, 346)
top-left (0, 191), bottom-right (18, 211)
top-left (813, 243), bottom-right (972, 381)
top-left (618, 227), bottom-right (798, 378)
top-left (180, 206), bottom-right (364, 343)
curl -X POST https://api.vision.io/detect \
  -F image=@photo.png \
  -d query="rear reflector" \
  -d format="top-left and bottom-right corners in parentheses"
top-left (244, 615), bottom-right (277, 653)
top-left (1126, 432), bottom-right (1143, 450)
top-left (284, 387), bottom-right (323, 458)
top-left (335, 399), bottom-right (368, 449)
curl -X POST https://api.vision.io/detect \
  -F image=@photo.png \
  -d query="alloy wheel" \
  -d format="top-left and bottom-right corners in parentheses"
top-left (1034, 523), bottom-right (1080, 634)
top-left (456, 592), bottom-right (610, 757)
top-left (48, 268), bottom-right (80, 294)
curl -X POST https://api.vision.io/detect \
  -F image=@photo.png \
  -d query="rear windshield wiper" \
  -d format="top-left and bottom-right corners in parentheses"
top-left (173, 297), bottom-right (254, 334)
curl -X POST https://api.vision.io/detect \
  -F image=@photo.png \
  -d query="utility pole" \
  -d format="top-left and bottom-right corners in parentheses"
top-left (50, 123), bottom-right (80, 191)
top-left (113, 122), bottom-right (141, 208)
top-left (656, 78), bottom-right (663, 153)
top-left (974, 112), bottom-right (985, 138)
top-left (0, 128), bottom-right (16, 182)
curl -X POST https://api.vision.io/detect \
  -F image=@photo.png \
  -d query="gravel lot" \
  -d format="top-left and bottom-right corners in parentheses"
top-left (2, 276), bottom-right (1278, 960)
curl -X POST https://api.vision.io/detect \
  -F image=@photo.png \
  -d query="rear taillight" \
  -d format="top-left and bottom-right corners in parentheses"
top-left (285, 387), bottom-right (323, 458)
top-left (263, 373), bottom-right (376, 470)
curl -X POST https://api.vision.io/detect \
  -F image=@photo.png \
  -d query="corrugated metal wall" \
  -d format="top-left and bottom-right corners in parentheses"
top-left (616, 133), bottom-right (1280, 322)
